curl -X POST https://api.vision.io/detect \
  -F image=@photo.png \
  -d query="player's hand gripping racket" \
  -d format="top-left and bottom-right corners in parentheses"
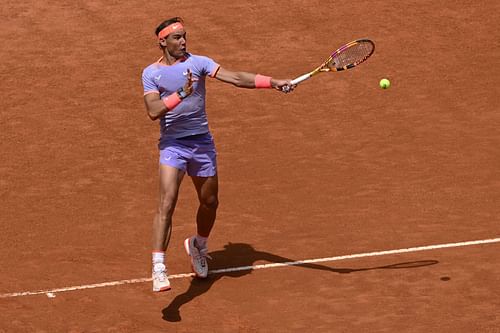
top-left (282, 39), bottom-right (375, 92)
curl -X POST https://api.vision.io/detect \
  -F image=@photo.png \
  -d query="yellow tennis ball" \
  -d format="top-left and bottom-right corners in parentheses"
top-left (379, 78), bottom-right (390, 89)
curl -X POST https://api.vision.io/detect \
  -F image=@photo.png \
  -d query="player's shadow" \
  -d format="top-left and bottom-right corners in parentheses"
top-left (162, 242), bottom-right (438, 322)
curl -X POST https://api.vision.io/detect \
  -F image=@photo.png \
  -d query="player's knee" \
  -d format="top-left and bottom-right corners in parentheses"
top-left (158, 196), bottom-right (176, 215)
top-left (201, 195), bottom-right (218, 210)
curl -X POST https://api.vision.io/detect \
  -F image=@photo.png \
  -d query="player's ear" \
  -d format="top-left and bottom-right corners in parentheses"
top-left (158, 37), bottom-right (167, 47)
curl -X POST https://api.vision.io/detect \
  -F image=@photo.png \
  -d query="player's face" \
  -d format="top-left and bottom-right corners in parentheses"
top-left (164, 30), bottom-right (187, 58)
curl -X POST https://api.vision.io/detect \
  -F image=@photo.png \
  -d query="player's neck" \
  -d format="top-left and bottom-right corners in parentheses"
top-left (162, 52), bottom-right (187, 65)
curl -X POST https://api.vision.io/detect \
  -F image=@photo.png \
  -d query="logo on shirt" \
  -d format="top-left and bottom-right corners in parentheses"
top-left (154, 75), bottom-right (161, 81)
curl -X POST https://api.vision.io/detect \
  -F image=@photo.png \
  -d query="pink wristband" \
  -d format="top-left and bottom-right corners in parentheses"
top-left (254, 74), bottom-right (272, 88)
top-left (162, 92), bottom-right (182, 110)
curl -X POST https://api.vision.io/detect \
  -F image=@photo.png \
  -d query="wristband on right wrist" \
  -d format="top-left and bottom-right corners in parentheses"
top-left (162, 92), bottom-right (182, 110)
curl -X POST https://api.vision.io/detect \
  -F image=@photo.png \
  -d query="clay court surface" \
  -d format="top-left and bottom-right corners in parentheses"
top-left (1, 1), bottom-right (499, 332)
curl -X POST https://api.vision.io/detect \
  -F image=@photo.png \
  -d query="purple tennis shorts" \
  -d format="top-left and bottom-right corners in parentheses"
top-left (159, 133), bottom-right (217, 177)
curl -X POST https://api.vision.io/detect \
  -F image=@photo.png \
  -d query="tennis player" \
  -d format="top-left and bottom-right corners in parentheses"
top-left (142, 17), bottom-right (295, 292)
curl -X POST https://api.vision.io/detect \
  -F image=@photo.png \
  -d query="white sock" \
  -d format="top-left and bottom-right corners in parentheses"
top-left (195, 235), bottom-right (208, 249)
top-left (152, 251), bottom-right (165, 265)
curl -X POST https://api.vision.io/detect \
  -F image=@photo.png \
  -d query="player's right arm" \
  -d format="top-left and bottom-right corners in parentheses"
top-left (143, 69), bottom-right (194, 121)
top-left (144, 92), bottom-right (168, 121)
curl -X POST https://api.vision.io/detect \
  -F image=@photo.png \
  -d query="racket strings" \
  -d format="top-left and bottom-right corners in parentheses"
top-left (331, 42), bottom-right (374, 68)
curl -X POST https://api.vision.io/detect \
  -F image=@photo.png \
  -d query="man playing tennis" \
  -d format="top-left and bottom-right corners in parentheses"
top-left (142, 17), bottom-right (295, 292)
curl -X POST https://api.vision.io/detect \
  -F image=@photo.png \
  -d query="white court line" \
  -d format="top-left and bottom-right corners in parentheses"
top-left (1, 237), bottom-right (499, 299)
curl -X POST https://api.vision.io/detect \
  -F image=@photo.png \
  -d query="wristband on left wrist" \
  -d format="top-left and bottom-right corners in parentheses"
top-left (255, 74), bottom-right (272, 89)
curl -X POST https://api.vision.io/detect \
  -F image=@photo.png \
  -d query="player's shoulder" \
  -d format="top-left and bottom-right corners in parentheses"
top-left (186, 54), bottom-right (215, 63)
top-left (142, 58), bottom-right (163, 75)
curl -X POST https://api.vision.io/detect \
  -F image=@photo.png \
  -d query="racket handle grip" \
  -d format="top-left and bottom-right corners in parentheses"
top-left (290, 73), bottom-right (311, 85)
top-left (281, 73), bottom-right (312, 93)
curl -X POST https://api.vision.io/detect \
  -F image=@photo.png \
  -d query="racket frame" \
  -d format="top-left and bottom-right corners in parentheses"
top-left (290, 38), bottom-right (375, 86)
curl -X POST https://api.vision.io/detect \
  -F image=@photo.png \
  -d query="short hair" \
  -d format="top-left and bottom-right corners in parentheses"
top-left (155, 17), bottom-right (184, 36)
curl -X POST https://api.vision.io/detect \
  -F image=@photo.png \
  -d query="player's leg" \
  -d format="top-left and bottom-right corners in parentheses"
top-left (192, 174), bottom-right (219, 237)
top-left (153, 164), bottom-right (185, 250)
top-left (180, 133), bottom-right (218, 278)
top-left (184, 174), bottom-right (218, 278)
top-left (152, 164), bottom-right (185, 292)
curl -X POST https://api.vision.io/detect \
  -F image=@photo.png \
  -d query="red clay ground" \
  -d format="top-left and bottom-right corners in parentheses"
top-left (1, 0), bottom-right (499, 332)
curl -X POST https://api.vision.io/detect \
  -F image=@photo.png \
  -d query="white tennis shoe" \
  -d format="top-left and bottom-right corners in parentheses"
top-left (184, 237), bottom-right (211, 278)
top-left (152, 263), bottom-right (171, 292)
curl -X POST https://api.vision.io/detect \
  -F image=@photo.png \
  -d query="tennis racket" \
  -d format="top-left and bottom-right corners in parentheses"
top-left (283, 39), bottom-right (375, 92)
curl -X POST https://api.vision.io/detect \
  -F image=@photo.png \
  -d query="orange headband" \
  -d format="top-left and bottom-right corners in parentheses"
top-left (158, 22), bottom-right (184, 39)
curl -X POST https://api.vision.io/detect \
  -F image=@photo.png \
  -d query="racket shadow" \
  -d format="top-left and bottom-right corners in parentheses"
top-left (162, 242), bottom-right (438, 322)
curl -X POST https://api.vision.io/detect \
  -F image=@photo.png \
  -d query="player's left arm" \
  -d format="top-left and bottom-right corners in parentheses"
top-left (214, 67), bottom-right (294, 92)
